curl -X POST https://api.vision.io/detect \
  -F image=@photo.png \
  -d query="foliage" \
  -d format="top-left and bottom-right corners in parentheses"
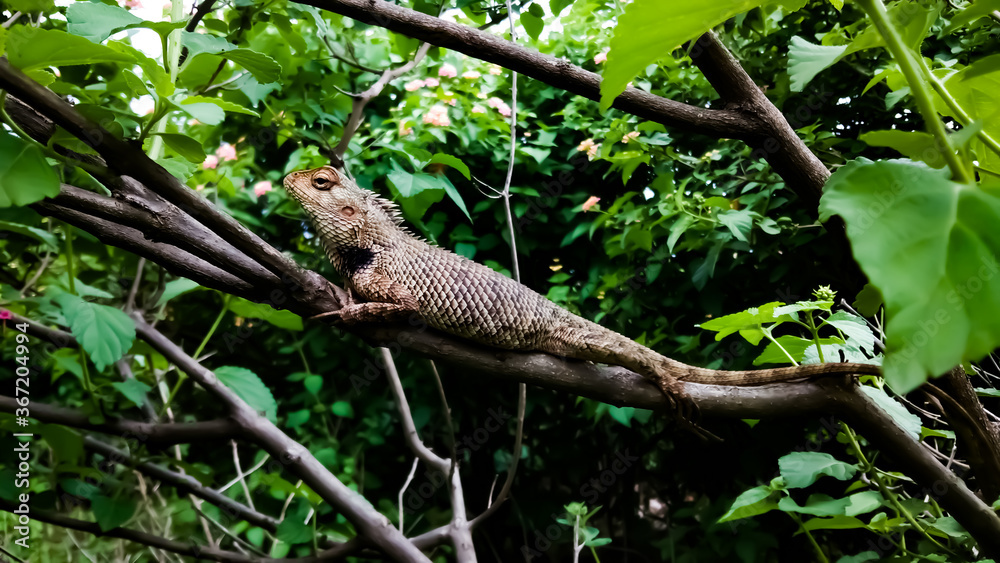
top-left (0, 0), bottom-right (997, 560)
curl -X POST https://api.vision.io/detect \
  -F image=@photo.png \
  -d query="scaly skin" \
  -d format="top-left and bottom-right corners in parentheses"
top-left (283, 166), bottom-right (881, 413)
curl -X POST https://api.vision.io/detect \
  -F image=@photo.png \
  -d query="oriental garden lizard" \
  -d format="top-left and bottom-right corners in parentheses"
top-left (283, 166), bottom-right (881, 415)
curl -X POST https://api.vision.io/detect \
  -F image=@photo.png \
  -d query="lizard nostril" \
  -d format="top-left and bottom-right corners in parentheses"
top-left (341, 206), bottom-right (356, 217)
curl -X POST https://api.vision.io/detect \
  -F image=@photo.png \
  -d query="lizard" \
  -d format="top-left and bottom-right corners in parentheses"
top-left (282, 165), bottom-right (882, 417)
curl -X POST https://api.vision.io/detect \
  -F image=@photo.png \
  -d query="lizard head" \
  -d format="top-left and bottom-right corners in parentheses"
top-left (283, 165), bottom-right (406, 251)
top-left (282, 166), bottom-right (369, 247)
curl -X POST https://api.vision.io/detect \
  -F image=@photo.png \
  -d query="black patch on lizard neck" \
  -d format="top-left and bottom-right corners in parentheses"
top-left (337, 246), bottom-right (375, 277)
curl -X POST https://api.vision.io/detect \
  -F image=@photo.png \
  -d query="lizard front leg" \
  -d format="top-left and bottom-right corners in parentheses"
top-left (314, 274), bottom-right (421, 325)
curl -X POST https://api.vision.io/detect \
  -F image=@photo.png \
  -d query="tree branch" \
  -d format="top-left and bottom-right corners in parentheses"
top-left (0, 396), bottom-right (240, 446)
top-left (131, 316), bottom-right (432, 562)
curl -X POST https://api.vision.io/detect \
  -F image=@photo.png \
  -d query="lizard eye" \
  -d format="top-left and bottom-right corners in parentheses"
top-left (313, 176), bottom-right (332, 190)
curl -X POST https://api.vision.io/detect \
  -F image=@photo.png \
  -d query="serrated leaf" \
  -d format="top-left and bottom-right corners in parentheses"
top-left (600, 0), bottom-right (766, 110)
top-left (111, 378), bottom-right (152, 408)
top-left (6, 27), bottom-right (134, 70)
top-left (182, 95), bottom-right (259, 117)
top-left (824, 311), bottom-right (877, 354)
top-left (787, 37), bottom-right (848, 92)
top-left (0, 219), bottom-right (59, 250)
top-left (717, 209), bottom-right (753, 242)
top-left (718, 485), bottom-right (780, 522)
top-left (0, 132), bottom-right (61, 207)
top-left (227, 297), bottom-right (303, 331)
top-left (155, 278), bottom-right (202, 307)
top-left (427, 153), bottom-right (471, 179)
top-left (66, 2), bottom-right (142, 43)
top-left (91, 494), bottom-right (137, 532)
top-left (779, 452), bottom-right (858, 488)
top-left (151, 133), bottom-right (206, 164)
top-left (820, 159), bottom-right (1000, 392)
top-left (222, 49), bottom-right (281, 83)
top-left (55, 293), bottom-right (136, 371)
top-left (859, 385), bottom-right (921, 440)
top-left (215, 366), bottom-right (278, 422)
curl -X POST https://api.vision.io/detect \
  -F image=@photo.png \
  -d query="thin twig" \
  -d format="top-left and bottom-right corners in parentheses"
top-left (398, 458), bottom-right (420, 533)
top-left (230, 440), bottom-right (256, 511)
top-left (126, 257), bottom-right (146, 312)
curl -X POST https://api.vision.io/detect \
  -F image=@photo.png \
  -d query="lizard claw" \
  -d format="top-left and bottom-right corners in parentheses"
top-left (653, 376), bottom-right (718, 441)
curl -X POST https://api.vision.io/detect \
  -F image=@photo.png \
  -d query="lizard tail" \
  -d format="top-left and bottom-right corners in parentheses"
top-left (539, 311), bottom-right (881, 386)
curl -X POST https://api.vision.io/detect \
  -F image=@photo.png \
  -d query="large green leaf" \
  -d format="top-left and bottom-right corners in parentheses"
top-left (718, 484), bottom-right (781, 522)
top-left (859, 130), bottom-right (947, 169)
top-left (214, 366), bottom-right (278, 422)
top-left (227, 297), bottom-right (303, 331)
top-left (54, 293), bottom-right (136, 371)
top-left (820, 159), bottom-right (1000, 392)
top-left (91, 494), bottom-right (137, 532)
top-left (600, 0), bottom-right (766, 110)
top-left (779, 452), bottom-right (858, 488)
top-left (66, 2), bottom-right (142, 43)
top-left (6, 27), bottom-right (134, 70)
top-left (222, 49), bottom-right (282, 84)
top-left (0, 132), bottom-right (61, 207)
top-left (787, 37), bottom-right (848, 93)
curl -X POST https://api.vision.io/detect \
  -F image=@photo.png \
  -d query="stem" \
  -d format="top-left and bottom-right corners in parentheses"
top-left (916, 57), bottom-right (1000, 159)
top-left (855, 0), bottom-right (972, 183)
top-left (161, 296), bottom-right (228, 416)
top-left (788, 512), bottom-right (829, 563)
top-left (763, 327), bottom-right (799, 366)
top-left (64, 224), bottom-right (77, 295)
top-left (805, 311), bottom-right (825, 363)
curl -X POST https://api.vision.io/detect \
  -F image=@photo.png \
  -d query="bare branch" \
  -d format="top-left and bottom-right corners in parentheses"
top-left (0, 396), bottom-right (239, 445)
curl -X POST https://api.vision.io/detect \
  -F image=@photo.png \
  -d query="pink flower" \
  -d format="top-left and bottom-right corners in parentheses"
top-left (622, 131), bottom-right (640, 143)
top-left (487, 97), bottom-right (504, 108)
top-left (471, 106), bottom-right (486, 114)
top-left (498, 103), bottom-right (511, 117)
top-left (445, 98), bottom-right (457, 106)
top-left (462, 71), bottom-right (481, 80)
top-left (424, 77), bottom-right (440, 88)
top-left (577, 138), bottom-right (595, 153)
top-left (438, 64), bottom-right (457, 78)
top-left (488, 64), bottom-right (503, 75)
top-left (404, 79), bottom-right (425, 91)
top-left (202, 155), bottom-right (219, 169)
top-left (582, 196), bottom-right (601, 212)
top-left (125, 0), bottom-right (142, 8)
top-left (195, 184), bottom-right (206, 191)
top-left (422, 105), bottom-right (451, 127)
top-left (594, 51), bottom-right (608, 64)
top-left (400, 126), bottom-right (413, 136)
top-left (253, 181), bottom-right (273, 197)
top-left (0, 309), bottom-right (11, 320)
top-left (215, 144), bottom-right (237, 161)
top-left (587, 143), bottom-right (600, 159)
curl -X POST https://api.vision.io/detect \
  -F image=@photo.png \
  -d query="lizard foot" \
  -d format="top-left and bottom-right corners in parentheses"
top-left (653, 375), bottom-right (720, 441)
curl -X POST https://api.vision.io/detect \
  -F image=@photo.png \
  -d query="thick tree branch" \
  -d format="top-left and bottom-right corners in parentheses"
top-left (132, 316), bottom-right (432, 562)
top-left (296, 0), bottom-right (759, 141)
top-left (0, 396), bottom-right (239, 446)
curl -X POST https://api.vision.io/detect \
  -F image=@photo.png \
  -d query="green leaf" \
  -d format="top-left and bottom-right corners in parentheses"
top-left (859, 386), bottom-right (921, 440)
top-left (600, 0), bottom-right (765, 110)
top-left (331, 401), bottom-right (354, 418)
top-left (820, 159), bottom-right (1000, 392)
top-left (717, 209), bottom-right (753, 242)
top-left (859, 130), bottom-right (946, 168)
top-left (753, 335), bottom-right (844, 366)
top-left (177, 102), bottom-right (226, 126)
top-left (0, 131), bottom-right (61, 207)
top-left (151, 133), bottom-right (206, 164)
top-left (607, 405), bottom-right (635, 427)
top-left (182, 95), bottom-right (260, 117)
top-left (222, 49), bottom-right (282, 83)
top-left (520, 9), bottom-right (544, 41)
top-left (699, 302), bottom-right (790, 345)
top-left (111, 379), bottom-right (152, 408)
top-left (835, 551), bottom-right (880, 563)
top-left (801, 515), bottom-right (867, 532)
top-left (945, 0), bottom-right (1000, 32)
top-left (66, 2), bottom-right (142, 43)
top-left (55, 293), bottom-right (136, 371)
top-left (787, 36), bottom-right (848, 92)
top-left (155, 278), bottom-right (202, 307)
top-left (779, 452), bottom-right (858, 488)
top-left (215, 366), bottom-right (278, 423)
top-left (718, 485), bottom-right (780, 522)
top-left (91, 494), bottom-right (137, 531)
top-left (304, 375), bottom-right (323, 395)
top-left (6, 27), bottom-right (134, 71)
top-left (276, 517), bottom-right (313, 544)
top-left (427, 153), bottom-right (471, 179)
top-left (853, 283), bottom-right (883, 317)
top-left (976, 387), bottom-right (1000, 398)
top-left (823, 311), bottom-right (878, 354)
top-left (40, 425), bottom-right (83, 465)
top-left (227, 297), bottom-right (303, 331)
top-left (0, 219), bottom-right (59, 250)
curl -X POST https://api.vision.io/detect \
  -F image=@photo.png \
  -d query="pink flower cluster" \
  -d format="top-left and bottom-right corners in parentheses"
top-left (594, 51), bottom-right (608, 64)
top-left (576, 138), bottom-right (600, 159)
top-left (423, 105), bottom-right (451, 127)
top-left (203, 144), bottom-right (238, 169)
top-left (582, 196), bottom-right (601, 212)
top-left (621, 131), bottom-right (640, 143)
top-left (462, 70), bottom-right (481, 80)
top-left (488, 64), bottom-right (503, 75)
top-left (438, 63), bottom-right (458, 78)
top-left (487, 96), bottom-right (512, 117)
top-left (253, 181), bottom-right (273, 197)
